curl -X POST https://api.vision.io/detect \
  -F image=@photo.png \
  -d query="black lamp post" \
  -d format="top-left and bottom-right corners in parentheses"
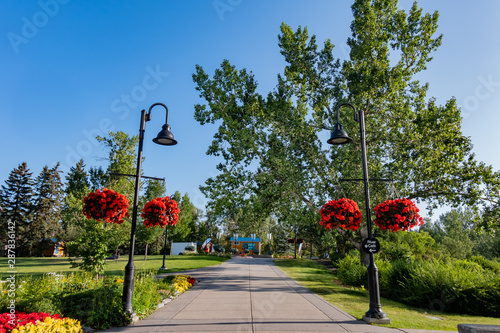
top-left (327, 102), bottom-right (390, 324)
top-left (159, 225), bottom-right (169, 270)
top-left (122, 102), bottom-right (177, 315)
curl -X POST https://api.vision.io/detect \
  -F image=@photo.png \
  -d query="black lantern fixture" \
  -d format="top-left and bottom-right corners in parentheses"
top-left (122, 102), bottom-right (177, 315)
top-left (327, 102), bottom-right (390, 324)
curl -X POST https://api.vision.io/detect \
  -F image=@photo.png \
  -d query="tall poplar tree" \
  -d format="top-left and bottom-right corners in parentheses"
top-left (192, 0), bottom-right (500, 258)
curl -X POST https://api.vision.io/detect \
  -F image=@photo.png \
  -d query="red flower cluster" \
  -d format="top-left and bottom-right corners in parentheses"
top-left (187, 277), bottom-right (196, 285)
top-left (142, 196), bottom-right (180, 228)
top-left (374, 198), bottom-right (424, 232)
top-left (319, 198), bottom-right (362, 231)
top-left (0, 312), bottom-right (60, 332)
top-left (82, 188), bottom-right (129, 224)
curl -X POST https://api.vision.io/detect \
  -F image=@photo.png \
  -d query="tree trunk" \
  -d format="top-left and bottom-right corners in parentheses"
top-left (144, 243), bottom-right (148, 261)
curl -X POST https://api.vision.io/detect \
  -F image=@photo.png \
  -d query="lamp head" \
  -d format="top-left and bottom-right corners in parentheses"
top-left (327, 123), bottom-right (352, 145)
top-left (153, 124), bottom-right (177, 146)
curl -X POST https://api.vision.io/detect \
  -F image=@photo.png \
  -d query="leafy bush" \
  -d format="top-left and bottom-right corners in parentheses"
top-left (336, 254), bottom-right (367, 287)
top-left (184, 245), bottom-right (195, 251)
top-left (131, 272), bottom-right (161, 319)
top-left (230, 248), bottom-right (238, 254)
top-left (382, 258), bottom-right (499, 317)
top-left (469, 255), bottom-right (500, 273)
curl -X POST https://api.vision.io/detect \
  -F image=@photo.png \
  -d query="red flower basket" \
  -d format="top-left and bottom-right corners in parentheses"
top-left (374, 198), bottom-right (424, 232)
top-left (82, 188), bottom-right (129, 224)
top-left (142, 196), bottom-right (180, 228)
top-left (319, 198), bottom-right (362, 231)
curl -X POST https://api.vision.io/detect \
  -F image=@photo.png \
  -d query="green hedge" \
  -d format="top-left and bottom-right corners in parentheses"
top-left (336, 255), bottom-right (500, 317)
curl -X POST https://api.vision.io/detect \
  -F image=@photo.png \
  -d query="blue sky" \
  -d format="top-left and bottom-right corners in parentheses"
top-left (1, 1), bottom-right (500, 220)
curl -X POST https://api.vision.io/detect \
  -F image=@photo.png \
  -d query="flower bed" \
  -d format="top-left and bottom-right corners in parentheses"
top-left (0, 273), bottom-right (197, 331)
top-left (0, 312), bottom-right (81, 333)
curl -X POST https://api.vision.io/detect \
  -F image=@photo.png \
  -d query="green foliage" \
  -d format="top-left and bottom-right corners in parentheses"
top-left (192, 0), bottom-right (500, 258)
top-left (335, 257), bottom-right (500, 317)
top-left (0, 162), bottom-right (34, 253)
top-left (0, 271), bottom-right (170, 330)
top-left (336, 254), bottom-right (367, 287)
top-left (169, 192), bottom-right (200, 242)
top-left (68, 219), bottom-right (110, 274)
top-left (378, 230), bottom-right (436, 261)
top-left (132, 271), bottom-right (162, 318)
top-left (28, 164), bottom-right (64, 256)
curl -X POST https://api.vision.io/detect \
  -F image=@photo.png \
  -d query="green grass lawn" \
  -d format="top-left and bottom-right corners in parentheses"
top-left (274, 258), bottom-right (500, 331)
top-left (0, 254), bottom-right (228, 279)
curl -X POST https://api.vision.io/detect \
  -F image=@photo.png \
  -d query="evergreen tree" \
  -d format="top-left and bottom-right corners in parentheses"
top-left (0, 162), bottom-right (34, 255)
top-left (60, 159), bottom-right (90, 255)
top-left (65, 159), bottom-right (90, 198)
top-left (28, 164), bottom-right (64, 256)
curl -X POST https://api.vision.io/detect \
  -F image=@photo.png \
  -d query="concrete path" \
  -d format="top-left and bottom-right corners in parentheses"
top-left (102, 257), bottom-right (456, 333)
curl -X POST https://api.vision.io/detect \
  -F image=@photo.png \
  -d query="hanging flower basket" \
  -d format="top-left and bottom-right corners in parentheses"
top-left (319, 198), bottom-right (362, 231)
top-left (82, 188), bottom-right (129, 224)
top-left (142, 196), bottom-right (180, 228)
top-left (287, 238), bottom-right (295, 244)
top-left (374, 198), bottom-right (424, 232)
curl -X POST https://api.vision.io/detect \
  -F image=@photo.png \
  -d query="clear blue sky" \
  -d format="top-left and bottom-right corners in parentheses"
top-left (1, 1), bottom-right (499, 220)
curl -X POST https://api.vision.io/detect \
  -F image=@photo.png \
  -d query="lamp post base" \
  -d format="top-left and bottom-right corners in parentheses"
top-left (363, 315), bottom-right (391, 325)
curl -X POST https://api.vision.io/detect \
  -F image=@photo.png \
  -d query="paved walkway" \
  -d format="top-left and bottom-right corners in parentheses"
top-left (102, 257), bottom-right (456, 333)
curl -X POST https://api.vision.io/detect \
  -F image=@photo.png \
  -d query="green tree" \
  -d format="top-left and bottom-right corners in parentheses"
top-left (60, 159), bottom-right (90, 255)
top-left (169, 192), bottom-right (201, 242)
top-left (28, 164), bottom-right (64, 256)
top-left (95, 131), bottom-right (140, 256)
top-left (192, 0), bottom-right (500, 259)
top-left (0, 162), bottom-right (34, 255)
top-left (68, 218), bottom-right (109, 274)
top-left (136, 179), bottom-right (167, 260)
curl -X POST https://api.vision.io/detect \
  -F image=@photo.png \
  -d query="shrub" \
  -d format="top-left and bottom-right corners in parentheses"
top-left (469, 255), bottom-right (500, 273)
top-left (382, 258), bottom-right (499, 317)
top-left (253, 249), bottom-right (259, 255)
top-left (230, 248), bottom-right (238, 254)
top-left (336, 254), bottom-right (367, 287)
top-left (131, 272), bottom-right (162, 319)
